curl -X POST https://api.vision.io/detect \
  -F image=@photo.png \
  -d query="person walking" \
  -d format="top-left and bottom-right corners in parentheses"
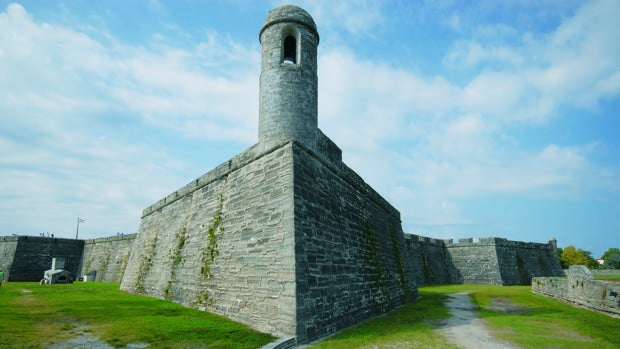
top-left (0, 268), bottom-right (4, 288)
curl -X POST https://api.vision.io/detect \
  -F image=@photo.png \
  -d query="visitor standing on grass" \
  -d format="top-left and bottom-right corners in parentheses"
top-left (0, 268), bottom-right (3, 287)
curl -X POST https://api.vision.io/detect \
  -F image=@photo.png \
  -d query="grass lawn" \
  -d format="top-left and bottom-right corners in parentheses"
top-left (3, 282), bottom-right (619, 348)
top-left (0, 282), bottom-right (275, 349)
top-left (308, 288), bottom-right (457, 348)
top-left (594, 274), bottom-right (620, 281)
top-left (310, 284), bottom-right (620, 349)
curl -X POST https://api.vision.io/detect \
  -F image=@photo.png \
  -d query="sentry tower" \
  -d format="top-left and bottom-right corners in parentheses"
top-left (258, 5), bottom-right (319, 152)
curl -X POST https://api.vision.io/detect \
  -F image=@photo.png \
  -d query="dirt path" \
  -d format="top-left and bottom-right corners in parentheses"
top-left (436, 293), bottom-right (519, 349)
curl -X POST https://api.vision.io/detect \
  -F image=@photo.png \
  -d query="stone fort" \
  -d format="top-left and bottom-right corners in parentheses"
top-left (0, 5), bottom-right (564, 345)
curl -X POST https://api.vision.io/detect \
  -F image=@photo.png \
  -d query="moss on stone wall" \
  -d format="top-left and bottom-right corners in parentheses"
top-left (361, 220), bottom-right (389, 313)
top-left (98, 249), bottom-right (111, 281)
top-left (135, 234), bottom-right (158, 294)
top-left (165, 227), bottom-right (187, 300)
top-left (390, 228), bottom-right (412, 302)
top-left (200, 193), bottom-right (224, 279)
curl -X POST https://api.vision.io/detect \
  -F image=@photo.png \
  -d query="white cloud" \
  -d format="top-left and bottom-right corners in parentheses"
top-left (1, 0), bottom-right (618, 243)
top-left (0, 3), bottom-right (261, 236)
top-left (294, 0), bottom-right (385, 37)
top-left (315, 0), bottom-right (620, 221)
top-left (438, 0), bottom-right (620, 124)
top-left (0, 3), bottom-right (260, 143)
top-left (0, 132), bottom-right (185, 237)
top-left (444, 40), bottom-right (524, 68)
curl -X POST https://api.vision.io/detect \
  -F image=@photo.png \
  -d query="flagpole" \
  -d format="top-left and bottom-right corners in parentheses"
top-left (75, 217), bottom-right (80, 239)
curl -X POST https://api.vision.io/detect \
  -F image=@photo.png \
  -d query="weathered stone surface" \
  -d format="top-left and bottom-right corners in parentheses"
top-left (81, 234), bottom-right (136, 283)
top-left (121, 143), bottom-right (297, 338)
top-left (0, 236), bottom-right (18, 281)
top-left (119, 139), bottom-right (417, 343)
top-left (404, 235), bottom-right (456, 286)
top-left (494, 238), bottom-right (565, 285)
top-left (259, 5), bottom-right (318, 153)
top-left (0, 236), bottom-right (83, 282)
top-left (292, 142), bottom-right (416, 343)
top-left (533, 265), bottom-right (620, 318)
top-left (406, 236), bottom-right (564, 286)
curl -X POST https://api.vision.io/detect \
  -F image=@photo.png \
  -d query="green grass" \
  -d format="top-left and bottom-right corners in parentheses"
top-left (432, 284), bottom-right (620, 349)
top-left (309, 289), bottom-right (457, 348)
top-left (310, 284), bottom-right (620, 349)
top-left (594, 274), bottom-right (620, 281)
top-left (3, 282), bottom-right (619, 349)
top-left (0, 282), bottom-right (274, 349)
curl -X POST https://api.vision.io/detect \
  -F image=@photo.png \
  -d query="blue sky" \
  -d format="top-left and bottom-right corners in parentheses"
top-left (1, 0), bottom-right (618, 258)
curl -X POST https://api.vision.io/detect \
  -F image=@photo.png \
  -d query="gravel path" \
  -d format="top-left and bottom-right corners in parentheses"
top-left (436, 293), bottom-right (519, 349)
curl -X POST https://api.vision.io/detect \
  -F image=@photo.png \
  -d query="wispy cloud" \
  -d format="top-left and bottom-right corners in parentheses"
top-left (316, 0), bottom-right (620, 231)
top-left (0, 0), bottom-right (618, 249)
top-left (291, 0), bottom-right (386, 38)
top-left (0, 3), bottom-right (260, 236)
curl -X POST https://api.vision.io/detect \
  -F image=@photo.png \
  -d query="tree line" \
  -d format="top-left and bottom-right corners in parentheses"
top-left (556, 246), bottom-right (620, 269)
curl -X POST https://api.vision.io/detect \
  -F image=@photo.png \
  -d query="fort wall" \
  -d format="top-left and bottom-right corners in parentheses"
top-left (0, 236), bottom-right (18, 281)
top-left (402, 236), bottom-right (564, 286)
top-left (0, 230), bottom-right (565, 342)
top-left (494, 238), bottom-right (564, 285)
top-left (81, 234), bottom-right (136, 283)
top-left (0, 236), bottom-right (83, 282)
top-left (120, 142), bottom-right (297, 338)
top-left (118, 139), bottom-right (418, 343)
top-left (292, 142), bottom-right (416, 342)
top-left (533, 265), bottom-right (620, 318)
top-left (404, 234), bottom-right (456, 285)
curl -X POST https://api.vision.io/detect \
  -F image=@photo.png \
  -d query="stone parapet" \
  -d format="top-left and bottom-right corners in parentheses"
top-left (533, 265), bottom-right (620, 318)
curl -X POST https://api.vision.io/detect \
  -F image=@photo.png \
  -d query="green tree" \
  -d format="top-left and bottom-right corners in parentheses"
top-left (556, 247), bottom-right (568, 269)
top-left (602, 248), bottom-right (620, 269)
top-left (561, 245), bottom-right (598, 268)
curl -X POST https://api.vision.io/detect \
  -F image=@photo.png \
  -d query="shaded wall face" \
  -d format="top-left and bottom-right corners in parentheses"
top-left (292, 144), bottom-right (417, 343)
top-left (404, 235), bottom-right (457, 286)
top-left (8, 237), bottom-right (83, 282)
top-left (120, 144), bottom-right (297, 338)
top-left (496, 241), bottom-right (565, 285)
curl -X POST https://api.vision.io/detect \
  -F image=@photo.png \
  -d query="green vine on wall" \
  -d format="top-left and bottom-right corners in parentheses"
top-left (164, 281), bottom-right (173, 300)
top-left (200, 193), bottom-right (224, 279)
top-left (99, 250), bottom-right (111, 282)
top-left (169, 227), bottom-right (187, 268)
top-left (83, 256), bottom-right (93, 276)
top-left (135, 235), bottom-right (158, 294)
top-left (165, 227), bottom-right (187, 300)
top-left (196, 290), bottom-right (214, 307)
top-left (118, 255), bottom-right (129, 284)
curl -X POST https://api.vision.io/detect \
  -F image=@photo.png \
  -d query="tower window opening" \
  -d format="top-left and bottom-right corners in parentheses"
top-left (283, 35), bottom-right (297, 64)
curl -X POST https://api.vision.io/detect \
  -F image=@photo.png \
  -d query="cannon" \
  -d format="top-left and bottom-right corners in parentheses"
top-left (40, 257), bottom-right (74, 285)
top-left (40, 269), bottom-right (74, 285)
